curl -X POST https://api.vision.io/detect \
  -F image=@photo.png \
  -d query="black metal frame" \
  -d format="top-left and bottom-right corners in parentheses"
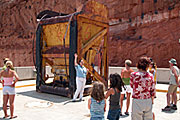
top-left (36, 14), bottom-right (78, 97)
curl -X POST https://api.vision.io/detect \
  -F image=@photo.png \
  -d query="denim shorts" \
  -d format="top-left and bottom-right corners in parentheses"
top-left (90, 117), bottom-right (104, 120)
top-left (107, 108), bottom-right (120, 120)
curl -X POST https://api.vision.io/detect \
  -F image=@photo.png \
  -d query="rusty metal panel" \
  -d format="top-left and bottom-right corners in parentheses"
top-left (77, 17), bottom-right (105, 46)
top-left (42, 22), bottom-right (70, 47)
top-left (81, 0), bottom-right (108, 23)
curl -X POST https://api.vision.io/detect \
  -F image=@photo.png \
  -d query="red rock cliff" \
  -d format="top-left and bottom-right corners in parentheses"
top-left (0, 0), bottom-right (180, 68)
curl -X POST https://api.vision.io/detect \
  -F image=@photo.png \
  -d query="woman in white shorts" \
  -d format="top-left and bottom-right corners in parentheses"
top-left (0, 61), bottom-right (19, 119)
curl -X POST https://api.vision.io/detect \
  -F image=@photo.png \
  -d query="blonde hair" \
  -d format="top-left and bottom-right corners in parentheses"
top-left (6, 60), bottom-right (13, 68)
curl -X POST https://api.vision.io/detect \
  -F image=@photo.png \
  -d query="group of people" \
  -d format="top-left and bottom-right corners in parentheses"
top-left (0, 58), bottom-right (18, 119)
top-left (88, 57), bottom-right (156, 120)
top-left (0, 54), bottom-right (179, 120)
top-left (72, 53), bottom-right (179, 120)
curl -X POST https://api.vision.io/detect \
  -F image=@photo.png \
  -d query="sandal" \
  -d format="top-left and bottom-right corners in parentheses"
top-left (120, 112), bottom-right (123, 116)
top-left (3, 115), bottom-right (10, 119)
top-left (125, 112), bottom-right (129, 116)
top-left (10, 116), bottom-right (17, 119)
top-left (162, 106), bottom-right (171, 111)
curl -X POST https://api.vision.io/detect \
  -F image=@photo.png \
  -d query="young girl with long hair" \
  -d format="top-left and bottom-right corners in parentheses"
top-left (88, 82), bottom-right (106, 120)
top-left (106, 73), bottom-right (125, 120)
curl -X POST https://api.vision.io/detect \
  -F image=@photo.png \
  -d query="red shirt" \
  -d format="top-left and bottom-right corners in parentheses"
top-left (130, 71), bottom-right (155, 99)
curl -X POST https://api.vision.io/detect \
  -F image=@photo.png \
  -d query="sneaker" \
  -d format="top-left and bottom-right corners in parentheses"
top-left (171, 104), bottom-right (177, 110)
top-left (162, 106), bottom-right (171, 111)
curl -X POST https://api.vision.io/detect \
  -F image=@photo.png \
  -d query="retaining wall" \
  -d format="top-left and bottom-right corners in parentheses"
top-left (0, 66), bottom-right (171, 83)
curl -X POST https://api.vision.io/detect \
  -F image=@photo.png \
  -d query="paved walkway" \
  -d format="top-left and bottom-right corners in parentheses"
top-left (0, 81), bottom-right (179, 120)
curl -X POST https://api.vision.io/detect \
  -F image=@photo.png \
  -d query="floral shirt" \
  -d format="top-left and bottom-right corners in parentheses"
top-left (130, 71), bottom-right (155, 99)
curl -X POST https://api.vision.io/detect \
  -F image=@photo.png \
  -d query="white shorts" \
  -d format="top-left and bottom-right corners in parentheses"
top-left (121, 85), bottom-right (132, 94)
top-left (3, 86), bottom-right (15, 95)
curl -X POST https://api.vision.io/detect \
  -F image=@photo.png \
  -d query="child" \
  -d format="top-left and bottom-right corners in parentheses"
top-left (106, 73), bottom-right (125, 120)
top-left (88, 82), bottom-right (106, 120)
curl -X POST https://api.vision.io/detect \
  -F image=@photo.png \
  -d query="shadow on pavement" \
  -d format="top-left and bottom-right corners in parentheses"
top-left (17, 90), bottom-right (70, 103)
top-left (161, 110), bottom-right (176, 113)
top-left (0, 118), bottom-right (10, 120)
top-left (0, 107), bottom-right (10, 111)
top-left (120, 115), bottom-right (129, 118)
top-left (63, 99), bottom-right (85, 105)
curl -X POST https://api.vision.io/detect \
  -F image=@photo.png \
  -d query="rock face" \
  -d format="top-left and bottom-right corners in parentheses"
top-left (0, 0), bottom-right (180, 68)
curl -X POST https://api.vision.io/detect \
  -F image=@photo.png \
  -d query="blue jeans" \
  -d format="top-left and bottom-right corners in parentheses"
top-left (107, 108), bottom-right (121, 120)
top-left (90, 117), bottom-right (104, 120)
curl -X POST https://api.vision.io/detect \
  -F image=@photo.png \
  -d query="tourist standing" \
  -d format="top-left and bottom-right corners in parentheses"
top-left (73, 53), bottom-right (88, 101)
top-left (162, 58), bottom-right (179, 111)
top-left (0, 61), bottom-right (18, 119)
top-left (148, 61), bottom-right (157, 97)
top-left (120, 60), bottom-right (133, 116)
top-left (130, 57), bottom-right (155, 120)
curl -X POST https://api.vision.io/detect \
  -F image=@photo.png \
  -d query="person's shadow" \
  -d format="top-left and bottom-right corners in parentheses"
top-left (63, 99), bottom-right (85, 105)
top-left (161, 109), bottom-right (176, 113)
top-left (0, 106), bottom-right (10, 111)
top-left (0, 107), bottom-right (11, 120)
top-left (120, 114), bottom-right (130, 118)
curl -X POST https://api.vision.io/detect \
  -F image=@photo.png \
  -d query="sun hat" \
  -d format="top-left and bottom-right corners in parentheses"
top-left (169, 58), bottom-right (177, 65)
top-left (125, 60), bottom-right (132, 66)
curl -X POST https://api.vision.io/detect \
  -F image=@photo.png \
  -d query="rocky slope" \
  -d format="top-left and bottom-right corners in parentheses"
top-left (0, 0), bottom-right (180, 68)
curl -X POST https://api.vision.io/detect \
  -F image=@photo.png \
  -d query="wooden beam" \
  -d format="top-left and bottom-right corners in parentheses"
top-left (103, 34), bottom-right (108, 81)
top-left (42, 54), bottom-right (69, 58)
top-left (81, 58), bottom-right (107, 88)
top-left (86, 50), bottom-right (96, 65)
top-left (81, 29), bottom-right (107, 56)
top-left (45, 58), bottom-right (54, 66)
top-left (77, 15), bottom-right (108, 27)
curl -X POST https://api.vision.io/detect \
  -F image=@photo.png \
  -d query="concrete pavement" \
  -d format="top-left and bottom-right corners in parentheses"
top-left (0, 81), bottom-right (179, 120)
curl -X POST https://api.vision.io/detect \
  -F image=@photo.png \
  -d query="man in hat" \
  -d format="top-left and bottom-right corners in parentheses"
top-left (162, 58), bottom-right (179, 111)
